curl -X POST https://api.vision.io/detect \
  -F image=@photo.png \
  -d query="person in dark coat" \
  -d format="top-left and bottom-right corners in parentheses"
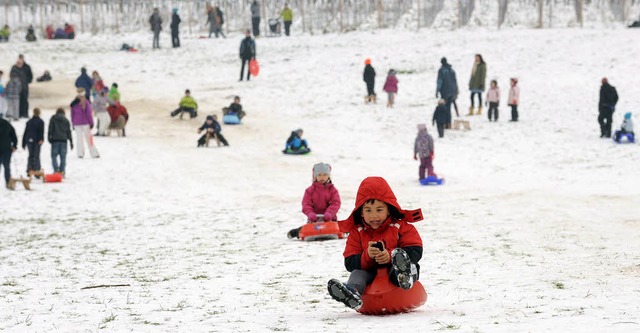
top-left (75, 68), bottom-right (93, 99)
top-left (22, 108), bottom-right (45, 176)
top-left (10, 54), bottom-right (33, 118)
top-left (26, 25), bottom-right (37, 42)
top-left (598, 78), bottom-right (619, 138)
top-left (239, 29), bottom-right (256, 81)
top-left (197, 115), bottom-right (229, 147)
top-left (363, 58), bottom-right (376, 103)
top-left (170, 8), bottom-right (181, 48)
top-left (149, 7), bottom-right (162, 49)
top-left (251, 1), bottom-right (261, 37)
top-left (48, 108), bottom-right (73, 175)
top-left (0, 115), bottom-right (18, 189)
top-left (222, 96), bottom-right (246, 120)
top-left (436, 57), bottom-right (458, 129)
top-left (432, 99), bottom-right (448, 138)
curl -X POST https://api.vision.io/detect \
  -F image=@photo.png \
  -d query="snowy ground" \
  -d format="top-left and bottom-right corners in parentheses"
top-left (1, 27), bottom-right (640, 332)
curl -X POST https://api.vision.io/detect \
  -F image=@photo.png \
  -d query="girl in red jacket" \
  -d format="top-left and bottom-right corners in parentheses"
top-left (287, 162), bottom-right (341, 239)
top-left (328, 177), bottom-right (423, 310)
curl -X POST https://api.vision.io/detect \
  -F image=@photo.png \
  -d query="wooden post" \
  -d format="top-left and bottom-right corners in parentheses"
top-left (537, 0), bottom-right (543, 29)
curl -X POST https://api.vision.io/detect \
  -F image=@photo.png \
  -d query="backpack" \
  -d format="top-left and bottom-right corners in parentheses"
top-left (217, 8), bottom-right (224, 25)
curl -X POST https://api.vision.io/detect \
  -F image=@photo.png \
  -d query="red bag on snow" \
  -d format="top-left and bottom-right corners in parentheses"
top-left (249, 59), bottom-right (259, 76)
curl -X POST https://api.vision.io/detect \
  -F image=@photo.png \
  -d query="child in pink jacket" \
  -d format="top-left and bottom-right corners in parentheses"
top-left (485, 79), bottom-right (500, 122)
top-left (383, 69), bottom-right (398, 108)
top-left (287, 162), bottom-right (342, 239)
top-left (508, 77), bottom-right (520, 122)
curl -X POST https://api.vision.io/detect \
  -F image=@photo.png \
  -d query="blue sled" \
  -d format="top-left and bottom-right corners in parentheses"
top-left (420, 175), bottom-right (444, 186)
top-left (613, 131), bottom-right (635, 144)
top-left (223, 114), bottom-right (241, 125)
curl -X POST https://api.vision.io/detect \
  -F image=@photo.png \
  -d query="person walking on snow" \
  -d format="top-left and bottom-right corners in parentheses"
top-left (436, 57), bottom-right (458, 129)
top-left (598, 77), bottom-right (618, 138)
top-left (508, 78), bottom-right (521, 122)
top-left (70, 89), bottom-right (99, 158)
top-left (149, 7), bottom-right (162, 49)
top-left (22, 108), bottom-right (44, 176)
top-left (0, 114), bottom-right (17, 190)
top-left (383, 69), bottom-right (399, 108)
top-left (48, 108), bottom-right (73, 176)
top-left (468, 54), bottom-right (486, 116)
top-left (363, 58), bottom-right (376, 103)
top-left (280, 3), bottom-right (293, 36)
top-left (171, 8), bottom-right (181, 48)
top-left (10, 54), bottom-right (33, 118)
top-left (239, 29), bottom-right (256, 81)
top-left (4, 73), bottom-right (21, 121)
top-left (251, 1), bottom-right (261, 37)
top-left (75, 67), bottom-right (93, 100)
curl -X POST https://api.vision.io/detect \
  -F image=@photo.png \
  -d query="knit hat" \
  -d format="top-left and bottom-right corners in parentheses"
top-left (625, 112), bottom-right (632, 119)
top-left (417, 124), bottom-right (427, 131)
top-left (313, 162), bottom-right (331, 180)
top-left (365, 58), bottom-right (371, 65)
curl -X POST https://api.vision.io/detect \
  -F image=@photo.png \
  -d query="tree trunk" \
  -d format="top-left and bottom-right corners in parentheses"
top-left (537, 0), bottom-right (543, 29)
top-left (417, 0), bottom-right (421, 30)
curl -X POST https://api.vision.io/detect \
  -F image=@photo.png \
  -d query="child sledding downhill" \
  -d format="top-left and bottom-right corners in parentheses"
top-left (171, 89), bottom-right (198, 119)
top-left (328, 177), bottom-right (423, 311)
top-left (197, 115), bottom-right (229, 147)
top-left (283, 129), bottom-right (310, 154)
top-left (287, 162), bottom-right (341, 239)
top-left (222, 96), bottom-right (246, 120)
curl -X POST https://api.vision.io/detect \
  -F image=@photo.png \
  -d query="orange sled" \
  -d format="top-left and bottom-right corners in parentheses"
top-left (44, 173), bottom-right (63, 183)
top-left (358, 267), bottom-right (427, 315)
top-left (298, 221), bottom-right (345, 241)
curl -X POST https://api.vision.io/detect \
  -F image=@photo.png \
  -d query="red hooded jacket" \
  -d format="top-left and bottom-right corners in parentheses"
top-left (340, 177), bottom-right (423, 272)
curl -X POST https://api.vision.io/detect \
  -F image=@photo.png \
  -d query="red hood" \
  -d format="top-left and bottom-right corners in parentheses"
top-left (338, 177), bottom-right (423, 232)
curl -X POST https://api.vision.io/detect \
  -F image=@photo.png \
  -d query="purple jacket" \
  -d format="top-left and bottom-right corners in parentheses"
top-left (301, 181), bottom-right (341, 220)
top-left (71, 100), bottom-right (94, 127)
top-left (383, 74), bottom-right (398, 93)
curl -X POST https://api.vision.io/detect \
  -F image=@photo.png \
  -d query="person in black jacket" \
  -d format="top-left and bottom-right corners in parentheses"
top-left (239, 29), bottom-right (256, 81)
top-left (171, 8), bottom-right (181, 48)
top-left (197, 115), bottom-right (229, 147)
top-left (22, 108), bottom-right (45, 177)
top-left (598, 78), bottom-right (619, 138)
top-left (0, 115), bottom-right (18, 189)
top-left (432, 99), bottom-right (448, 138)
top-left (48, 108), bottom-right (73, 175)
top-left (222, 96), bottom-right (246, 120)
top-left (363, 58), bottom-right (376, 103)
top-left (10, 54), bottom-right (33, 118)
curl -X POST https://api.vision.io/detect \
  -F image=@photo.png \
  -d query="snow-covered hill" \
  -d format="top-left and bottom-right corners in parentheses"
top-left (1, 27), bottom-right (639, 331)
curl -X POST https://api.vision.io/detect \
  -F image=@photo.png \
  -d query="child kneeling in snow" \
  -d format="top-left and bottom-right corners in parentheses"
top-left (327, 177), bottom-right (423, 310)
top-left (287, 162), bottom-right (341, 239)
top-left (614, 112), bottom-right (634, 142)
top-left (197, 115), bottom-right (229, 147)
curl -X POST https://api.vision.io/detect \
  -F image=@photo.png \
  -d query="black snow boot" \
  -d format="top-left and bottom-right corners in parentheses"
top-left (287, 227), bottom-right (301, 239)
top-left (392, 248), bottom-right (415, 290)
top-left (327, 279), bottom-right (362, 310)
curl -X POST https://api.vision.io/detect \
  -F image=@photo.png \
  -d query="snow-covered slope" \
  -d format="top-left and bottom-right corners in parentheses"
top-left (1, 27), bottom-right (639, 332)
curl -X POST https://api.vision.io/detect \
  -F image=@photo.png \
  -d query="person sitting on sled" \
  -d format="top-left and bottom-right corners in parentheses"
top-left (171, 89), bottom-right (198, 119)
top-left (287, 162), bottom-right (341, 239)
top-left (614, 112), bottom-right (634, 142)
top-left (222, 95), bottom-right (246, 120)
top-left (197, 115), bottom-right (229, 147)
top-left (283, 128), bottom-right (309, 153)
top-left (327, 177), bottom-right (423, 310)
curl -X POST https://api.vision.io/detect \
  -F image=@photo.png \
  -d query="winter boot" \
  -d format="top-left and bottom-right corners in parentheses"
top-left (392, 248), bottom-right (415, 290)
top-left (477, 107), bottom-right (483, 115)
top-left (327, 279), bottom-right (362, 310)
top-left (467, 106), bottom-right (474, 116)
top-left (365, 95), bottom-right (370, 104)
top-left (287, 227), bottom-right (302, 239)
top-left (372, 94), bottom-right (377, 104)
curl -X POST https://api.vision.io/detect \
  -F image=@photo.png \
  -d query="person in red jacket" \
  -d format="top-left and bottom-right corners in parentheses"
top-left (106, 97), bottom-right (129, 137)
top-left (327, 176), bottom-right (423, 310)
top-left (287, 162), bottom-right (341, 239)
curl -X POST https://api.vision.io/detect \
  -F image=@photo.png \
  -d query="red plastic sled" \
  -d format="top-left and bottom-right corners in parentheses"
top-left (358, 268), bottom-right (427, 315)
top-left (298, 221), bottom-right (345, 241)
top-left (249, 59), bottom-right (260, 76)
top-left (44, 173), bottom-right (63, 183)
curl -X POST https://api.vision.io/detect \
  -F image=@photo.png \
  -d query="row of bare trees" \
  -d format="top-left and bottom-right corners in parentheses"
top-left (1, 0), bottom-right (638, 36)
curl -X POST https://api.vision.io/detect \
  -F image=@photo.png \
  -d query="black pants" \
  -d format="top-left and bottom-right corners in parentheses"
top-left (198, 132), bottom-right (229, 146)
top-left (488, 102), bottom-right (499, 121)
top-left (598, 107), bottom-right (613, 137)
top-left (444, 96), bottom-right (454, 127)
top-left (284, 21), bottom-right (291, 36)
top-left (436, 123), bottom-right (445, 138)
top-left (366, 82), bottom-right (375, 96)
top-left (26, 142), bottom-right (41, 173)
top-left (171, 107), bottom-right (196, 118)
top-left (171, 30), bottom-right (180, 47)
top-left (470, 92), bottom-right (482, 108)
top-left (152, 31), bottom-right (160, 49)
top-left (19, 89), bottom-right (29, 118)
top-left (240, 58), bottom-right (252, 81)
top-left (0, 151), bottom-right (11, 184)
top-left (510, 104), bottom-right (519, 122)
top-left (252, 17), bottom-right (261, 36)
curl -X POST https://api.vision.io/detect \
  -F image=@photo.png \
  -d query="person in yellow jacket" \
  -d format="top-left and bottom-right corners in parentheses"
top-left (280, 3), bottom-right (293, 36)
top-left (170, 89), bottom-right (198, 119)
